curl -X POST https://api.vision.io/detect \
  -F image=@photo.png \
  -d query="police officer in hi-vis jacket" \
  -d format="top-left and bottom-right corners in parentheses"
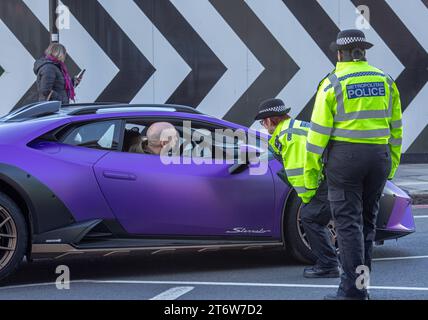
top-left (255, 99), bottom-right (339, 280)
top-left (304, 29), bottom-right (403, 300)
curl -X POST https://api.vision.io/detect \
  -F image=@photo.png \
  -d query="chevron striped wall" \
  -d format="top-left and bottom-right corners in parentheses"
top-left (0, 0), bottom-right (427, 154)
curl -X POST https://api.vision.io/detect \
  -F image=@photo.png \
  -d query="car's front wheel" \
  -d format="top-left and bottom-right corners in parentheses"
top-left (284, 192), bottom-right (337, 264)
top-left (0, 193), bottom-right (27, 281)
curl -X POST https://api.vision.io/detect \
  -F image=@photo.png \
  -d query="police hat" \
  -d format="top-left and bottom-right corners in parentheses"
top-left (254, 98), bottom-right (291, 121)
top-left (329, 29), bottom-right (373, 52)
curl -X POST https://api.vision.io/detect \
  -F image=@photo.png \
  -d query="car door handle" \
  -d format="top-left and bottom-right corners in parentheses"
top-left (103, 171), bottom-right (137, 181)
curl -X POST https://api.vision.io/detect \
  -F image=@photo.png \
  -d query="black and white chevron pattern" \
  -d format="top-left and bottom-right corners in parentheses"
top-left (0, 0), bottom-right (427, 154)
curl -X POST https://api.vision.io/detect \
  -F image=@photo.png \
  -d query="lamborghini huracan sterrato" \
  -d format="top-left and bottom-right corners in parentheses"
top-left (0, 101), bottom-right (415, 280)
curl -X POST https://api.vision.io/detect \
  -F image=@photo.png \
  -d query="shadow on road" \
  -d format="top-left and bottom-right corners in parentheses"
top-left (1, 248), bottom-right (304, 287)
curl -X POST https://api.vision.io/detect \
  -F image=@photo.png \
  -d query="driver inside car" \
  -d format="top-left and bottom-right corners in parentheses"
top-left (127, 122), bottom-right (179, 156)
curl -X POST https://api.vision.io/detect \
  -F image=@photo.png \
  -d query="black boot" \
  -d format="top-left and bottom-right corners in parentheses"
top-left (303, 266), bottom-right (340, 278)
top-left (324, 293), bottom-right (369, 300)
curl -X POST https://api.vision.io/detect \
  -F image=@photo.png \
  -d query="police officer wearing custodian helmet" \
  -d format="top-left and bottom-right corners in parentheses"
top-left (304, 29), bottom-right (403, 300)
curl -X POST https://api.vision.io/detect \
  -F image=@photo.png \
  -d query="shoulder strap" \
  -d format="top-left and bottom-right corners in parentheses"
top-left (299, 121), bottom-right (311, 128)
top-left (317, 68), bottom-right (336, 91)
top-left (287, 119), bottom-right (295, 141)
top-left (273, 120), bottom-right (289, 153)
top-left (276, 119), bottom-right (308, 142)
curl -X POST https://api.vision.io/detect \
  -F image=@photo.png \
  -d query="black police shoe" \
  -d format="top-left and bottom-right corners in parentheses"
top-left (324, 293), bottom-right (369, 300)
top-left (303, 266), bottom-right (340, 278)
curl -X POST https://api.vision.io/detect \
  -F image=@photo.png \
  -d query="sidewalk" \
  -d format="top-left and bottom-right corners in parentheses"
top-left (393, 164), bottom-right (428, 205)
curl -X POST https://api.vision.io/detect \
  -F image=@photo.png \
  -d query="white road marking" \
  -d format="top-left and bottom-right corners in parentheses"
top-left (373, 255), bottom-right (428, 261)
top-left (149, 286), bottom-right (194, 300)
top-left (413, 205), bottom-right (428, 209)
top-left (414, 215), bottom-right (428, 219)
top-left (395, 181), bottom-right (428, 186)
top-left (0, 282), bottom-right (58, 291)
top-left (2, 279), bottom-right (428, 293)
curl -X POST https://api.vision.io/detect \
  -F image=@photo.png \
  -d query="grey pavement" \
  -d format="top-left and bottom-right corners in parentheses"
top-left (0, 207), bottom-right (427, 300)
top-left (394, 164), bottom-right (428, 204)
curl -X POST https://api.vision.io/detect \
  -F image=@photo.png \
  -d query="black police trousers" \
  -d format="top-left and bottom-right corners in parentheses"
top-left (300, 180), bottom-right (338, 269)
top-left (325, 141), bottom-right (391, 298)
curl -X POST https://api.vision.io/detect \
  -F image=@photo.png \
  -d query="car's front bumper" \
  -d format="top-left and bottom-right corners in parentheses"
top-left (376, 181), bottom-right (415, 241)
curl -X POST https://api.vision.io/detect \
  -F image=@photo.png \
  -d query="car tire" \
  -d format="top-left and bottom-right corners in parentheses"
top-left (0, 192), bottom-right (28, 281)
top-left (284, 191), bottom-right (317, 264)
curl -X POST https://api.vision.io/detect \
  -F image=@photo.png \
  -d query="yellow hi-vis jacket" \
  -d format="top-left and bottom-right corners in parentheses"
top-left (304, 61), bottom-right (403, 193)
top-left (269, 118), bottom-right (315, 204)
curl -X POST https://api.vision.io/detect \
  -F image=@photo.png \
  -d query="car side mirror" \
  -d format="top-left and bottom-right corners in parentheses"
top-left (229, 145), bottom-right (262, 174)
top-left (239, 144), bottom-right (262, 164)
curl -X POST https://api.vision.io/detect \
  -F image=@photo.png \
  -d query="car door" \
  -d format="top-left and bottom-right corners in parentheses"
top-left (29, 119), bottom-right (123, 223)
top-left (93, 117), bottom-right (277, 238)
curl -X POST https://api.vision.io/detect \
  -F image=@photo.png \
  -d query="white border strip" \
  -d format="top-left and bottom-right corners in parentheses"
top-left (413, 205), bottom-right (428, 209)
top-left (149, 286), bottom-right (194, 300)
top-left (373, 255), bottom-right (428, 261)
top-left (2, 279), bottom-right (428, 292)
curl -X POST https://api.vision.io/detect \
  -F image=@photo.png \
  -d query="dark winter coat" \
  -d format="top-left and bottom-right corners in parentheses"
top-left (33, 58), bottom-right (71, 104)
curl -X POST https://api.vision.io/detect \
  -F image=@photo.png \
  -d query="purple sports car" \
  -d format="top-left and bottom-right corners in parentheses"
top-left (0, 102), bottom-right (415, 280)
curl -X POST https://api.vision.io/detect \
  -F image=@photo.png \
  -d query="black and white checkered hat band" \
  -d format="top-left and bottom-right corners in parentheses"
top-left (260, 105), bottom-right (287, 113)
top-left (337, 36), bottom-right (366, 45)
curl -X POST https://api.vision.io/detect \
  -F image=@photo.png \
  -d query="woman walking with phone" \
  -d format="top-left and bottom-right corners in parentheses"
top-left (33, 43), bottom-right (83, 103)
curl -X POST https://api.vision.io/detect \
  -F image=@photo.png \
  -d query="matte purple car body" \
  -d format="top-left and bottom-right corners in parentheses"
top-left (0, 103), bottom-right (415, 264)
top-left (0, 111), bottom-right (281, 237)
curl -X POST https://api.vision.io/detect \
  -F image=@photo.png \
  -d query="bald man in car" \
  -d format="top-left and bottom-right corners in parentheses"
top-left (143, 122), bottom-right (180, 156)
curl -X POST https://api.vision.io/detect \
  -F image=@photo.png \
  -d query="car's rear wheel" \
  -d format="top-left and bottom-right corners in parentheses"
top-left (284, 192), bottom-right (338, 264)
top-left (0, 193), bottom-right (27, 281)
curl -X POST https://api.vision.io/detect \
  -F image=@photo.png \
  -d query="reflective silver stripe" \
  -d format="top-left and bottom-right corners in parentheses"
top-left (334, 109), bottom-right (388, 122)
top-left (329, 72), bottom-right (392, 121)
top-left (328, 74), bottom-right (345, 117)
top-left (294, 187), bottom-right (309, 194)
top-left (386, 76), bottom-right (393, 118)
top-left (332, 127), bottom-right (391, 138)
top-left (292, 128), bottom-right (308, 136)
top-left (391, 119), bottom-right (402, 129)
top-left (389, 138), bottom-right (402, 146)
top-left (278, 128), bottom-right (308, 137)
top-left (310, 122), bottom-right (332, 135)
top-left (307, 142), bottom-right (325, 155)
top-left (285, 168), bottom-right (304, 177)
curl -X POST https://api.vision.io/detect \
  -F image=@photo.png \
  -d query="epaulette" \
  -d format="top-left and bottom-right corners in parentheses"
top-left (317, 69), bottom-right (335, 91)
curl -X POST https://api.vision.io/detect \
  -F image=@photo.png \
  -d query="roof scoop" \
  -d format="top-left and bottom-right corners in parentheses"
top-left (2, 101), bottom-right (61, 122)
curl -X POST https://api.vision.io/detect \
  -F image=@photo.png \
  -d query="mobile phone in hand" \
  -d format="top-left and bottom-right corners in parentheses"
top-left (76, 69), bottom-right (86, 79)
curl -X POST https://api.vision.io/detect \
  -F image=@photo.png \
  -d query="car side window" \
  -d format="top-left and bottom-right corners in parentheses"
top-left (61, 120), bottom-right (121, 150)
top-left (176, 122), bottom-right (260, 162)
top-left (190, 127), bottom-right (245, 160)
top-left (119, 119), bottom-right (269, 162)
top-left (122, 123), bottom-right (148, 154)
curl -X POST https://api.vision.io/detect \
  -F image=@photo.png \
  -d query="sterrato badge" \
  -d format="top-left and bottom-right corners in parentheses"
top-left (226, 227), bottom-right (271, 234)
